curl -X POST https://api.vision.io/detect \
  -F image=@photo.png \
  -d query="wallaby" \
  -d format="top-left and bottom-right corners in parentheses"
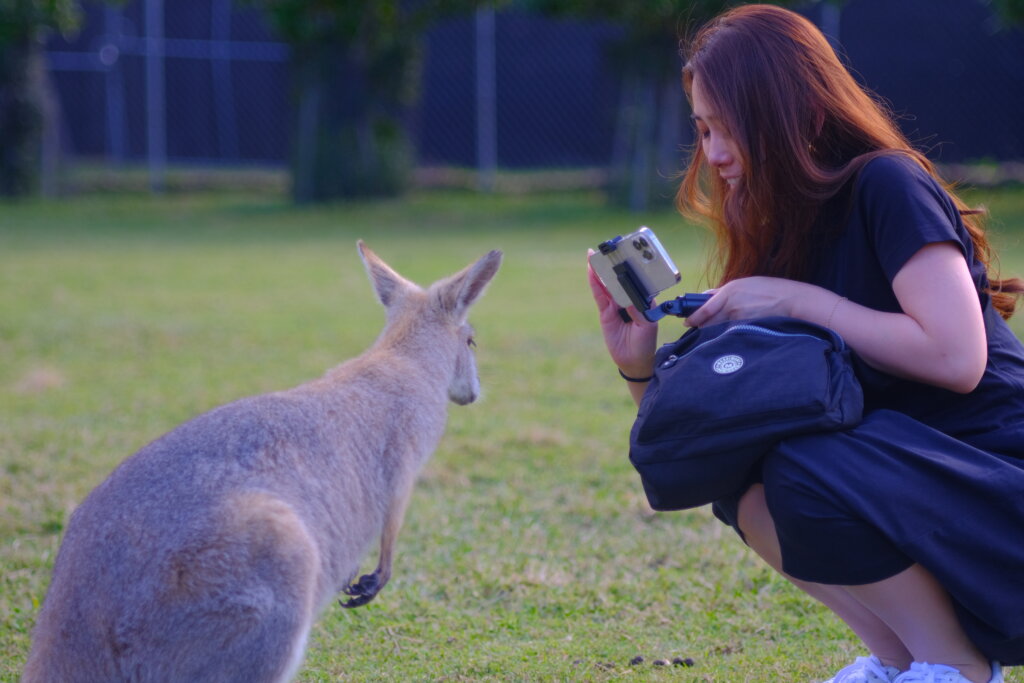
top-left (23, 241), bottom-right (502, 683)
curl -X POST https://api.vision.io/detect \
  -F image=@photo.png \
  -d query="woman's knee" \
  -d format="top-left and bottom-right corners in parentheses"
top-left (736, 484), bottom-right (784, 571)
top-left (759, 438), bottom-right (849, 545)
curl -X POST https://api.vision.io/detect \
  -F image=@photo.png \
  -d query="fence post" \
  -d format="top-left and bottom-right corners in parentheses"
top-left (211, 0), bottom-right (239, 160)
top-left (145, 0), bottom-right (166, 193)
top-left (475, 7), bottom-right (496, 192)
top-left (103, 6), bottom-right (127, 163)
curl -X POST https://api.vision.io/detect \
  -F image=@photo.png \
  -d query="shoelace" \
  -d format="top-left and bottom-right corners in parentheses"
top-left (861, 657), bottom-right (897, 682)
top-left (896, 662), bottom-right (964, 683)
top-left (836, 655), bottom-right (898, 683)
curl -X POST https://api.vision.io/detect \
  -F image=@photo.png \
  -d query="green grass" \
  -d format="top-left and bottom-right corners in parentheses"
top-left (2, 186), bottom-right (1023, 682)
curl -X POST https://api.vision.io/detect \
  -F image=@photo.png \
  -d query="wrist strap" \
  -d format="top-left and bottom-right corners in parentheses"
top-left (618, 368), bottom-right (653, 383)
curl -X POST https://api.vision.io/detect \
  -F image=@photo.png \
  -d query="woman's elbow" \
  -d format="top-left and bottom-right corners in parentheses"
top-left (937, 354), bottom-right (986, 394)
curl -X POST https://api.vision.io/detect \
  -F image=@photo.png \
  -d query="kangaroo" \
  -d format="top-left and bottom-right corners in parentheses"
top-left (23, 241), bottom-right (502, 683)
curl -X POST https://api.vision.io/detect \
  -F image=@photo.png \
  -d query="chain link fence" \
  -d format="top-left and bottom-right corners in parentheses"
top-left (44, 0), bottom-right (1024, 191)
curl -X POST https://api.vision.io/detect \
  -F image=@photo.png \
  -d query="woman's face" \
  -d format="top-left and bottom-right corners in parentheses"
top-left (690, 74), bottom-right (743, 188)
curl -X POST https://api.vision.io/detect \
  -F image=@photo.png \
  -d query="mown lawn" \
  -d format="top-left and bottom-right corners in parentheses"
top-left (2, 185), bottom-right (1023, 682)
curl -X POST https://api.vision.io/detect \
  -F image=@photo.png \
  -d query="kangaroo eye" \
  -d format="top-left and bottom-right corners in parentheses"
top-left (467, 337), bottom-right (477, 348)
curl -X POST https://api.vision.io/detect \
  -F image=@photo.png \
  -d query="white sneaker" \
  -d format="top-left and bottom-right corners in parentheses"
top-left (823, 655), bottom-right (902, 683)
top-left (892, 661), bottom-right (1003, 683)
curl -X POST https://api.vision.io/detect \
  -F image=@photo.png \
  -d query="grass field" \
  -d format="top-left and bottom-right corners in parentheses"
top-left (2, 185), bottom-right (1023, 682)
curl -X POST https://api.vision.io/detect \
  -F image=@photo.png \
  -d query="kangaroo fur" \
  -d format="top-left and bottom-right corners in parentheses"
top-left (22, 242), bottom-right (502, 683)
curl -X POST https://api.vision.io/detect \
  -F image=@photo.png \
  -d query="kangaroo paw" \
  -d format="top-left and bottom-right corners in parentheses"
top-left (339, 571), bottom-right (381, 609)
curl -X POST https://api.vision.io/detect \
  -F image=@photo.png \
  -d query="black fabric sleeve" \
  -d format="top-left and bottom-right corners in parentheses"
top-left (854, 155), bottom-right (968, 284)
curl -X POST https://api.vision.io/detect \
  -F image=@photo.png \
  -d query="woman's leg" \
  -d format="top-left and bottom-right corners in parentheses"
top-left (843, 564), bottom-right (990, 683)
top-left (739, 485), bottom-right (994, 682)
top-left (738, 484), bottom-right (913, 670)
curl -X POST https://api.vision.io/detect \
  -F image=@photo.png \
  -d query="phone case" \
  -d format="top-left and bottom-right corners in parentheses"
top-left (589, 227), bottom-right (680, 309)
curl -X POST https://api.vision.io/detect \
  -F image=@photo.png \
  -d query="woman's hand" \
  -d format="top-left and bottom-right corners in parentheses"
top-left (684, 276), bottom-right (819, 327)
top-left (586, 251), bottom-right (658, 381)
top-left (683, 244), bottom-right (987, 393)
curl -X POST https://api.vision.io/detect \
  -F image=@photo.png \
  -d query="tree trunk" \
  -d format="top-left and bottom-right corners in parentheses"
top-left (608, 69), bottom-right (688, 212)
top-left (0, 36), bottom-right (44, 197)
top-left (289, 40), bottom-right (417, 203)
top-left (37, 46), bottom-right (62, 197)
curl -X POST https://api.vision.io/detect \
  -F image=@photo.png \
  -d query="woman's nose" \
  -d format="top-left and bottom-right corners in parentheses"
top-left (706, 136), bottom-right (731, 167)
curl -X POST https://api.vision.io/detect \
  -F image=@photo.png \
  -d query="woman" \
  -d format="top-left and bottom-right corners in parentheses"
top-left (588, 5), bottom-right (1024, 683)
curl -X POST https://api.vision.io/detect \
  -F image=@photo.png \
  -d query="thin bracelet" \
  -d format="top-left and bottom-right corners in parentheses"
top-left (826, 295), bottom-right (847, 330)
top-left (618, 368), bottom-right (653, 383)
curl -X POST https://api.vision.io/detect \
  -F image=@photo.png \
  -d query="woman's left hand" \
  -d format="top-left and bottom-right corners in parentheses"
top-left (685, 276), bottom-right (822, 327)
top-left (685, 243), bottom-right (987, 393)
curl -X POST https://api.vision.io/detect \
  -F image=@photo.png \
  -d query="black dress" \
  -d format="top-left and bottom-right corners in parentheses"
top-left (713, 154), bottom-right (1024, 665)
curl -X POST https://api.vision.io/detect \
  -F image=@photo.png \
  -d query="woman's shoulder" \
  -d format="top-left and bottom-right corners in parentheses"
top-left (844, 151), bottom-right (972, 281)
top-left (855, 152), bottom-right (932, 189)
top-left (852, 152), bottom-right (952, 213)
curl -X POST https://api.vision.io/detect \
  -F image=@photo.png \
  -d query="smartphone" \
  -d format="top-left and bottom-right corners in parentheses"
top-left (589, 226), bottom-right (681, 310)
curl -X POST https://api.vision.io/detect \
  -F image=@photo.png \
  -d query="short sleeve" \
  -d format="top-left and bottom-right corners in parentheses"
top-left (854, 155), bottom-right (968, 283)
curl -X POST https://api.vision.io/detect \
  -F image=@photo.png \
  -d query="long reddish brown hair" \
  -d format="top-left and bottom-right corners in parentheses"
top-left (676, 4), bottom-right (1022, 318)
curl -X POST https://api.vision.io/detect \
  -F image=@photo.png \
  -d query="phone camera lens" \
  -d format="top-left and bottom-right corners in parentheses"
top-left (642, 249), bottom-right (654, 261)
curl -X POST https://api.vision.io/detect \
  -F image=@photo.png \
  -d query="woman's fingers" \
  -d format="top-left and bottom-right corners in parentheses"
top-left (684, 289), bottom-right (721, 326)
top-left (586, 250), bottom-right (614, 310)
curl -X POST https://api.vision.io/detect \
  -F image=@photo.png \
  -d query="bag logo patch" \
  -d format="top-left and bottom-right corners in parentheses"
top-left (712, 354), bottom-right (744, 374)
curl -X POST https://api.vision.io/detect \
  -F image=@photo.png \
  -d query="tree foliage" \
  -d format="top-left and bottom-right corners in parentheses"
top-left (246, 0), bottom-right (482, 202)
top-left (0, 0), bottom-right (81, 45)
top-left (987, 0), bottom-right (1024, 25)
top-left (0, 0), bottom-right (80, 196)
top-left (518, 0), bottom-right (802, 72)
top-left (517, 0), bottom-right (823, 210)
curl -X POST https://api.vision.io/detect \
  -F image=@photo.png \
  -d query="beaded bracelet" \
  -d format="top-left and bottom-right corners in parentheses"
top-left (826, 295), bottom-right (847, 330)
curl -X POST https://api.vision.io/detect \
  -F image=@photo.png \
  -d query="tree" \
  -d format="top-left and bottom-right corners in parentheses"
top-left (0, 0), bottom-right (80, 197)
top-left (247, 0), bottom-right (482, 203)
top-left (989, 0), bottom-right (1024, 24)
top-left (522, 0), bottom-right (816, 210)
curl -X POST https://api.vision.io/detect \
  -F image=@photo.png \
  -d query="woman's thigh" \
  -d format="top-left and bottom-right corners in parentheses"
top-left (761, 409), bottom-right (1024, 663)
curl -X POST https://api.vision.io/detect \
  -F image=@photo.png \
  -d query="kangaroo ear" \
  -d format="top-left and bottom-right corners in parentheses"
top-left (434, 250), bottom-right (503, 319)
top-left (358, 241), bottom-right (416, 308)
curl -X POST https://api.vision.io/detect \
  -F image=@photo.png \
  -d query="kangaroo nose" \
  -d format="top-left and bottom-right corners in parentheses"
top-left (450, 390), bottom-right (478, 406)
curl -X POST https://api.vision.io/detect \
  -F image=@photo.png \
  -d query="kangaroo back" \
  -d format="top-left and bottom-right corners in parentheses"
top-left (23, 243), bottom-right (501, 683)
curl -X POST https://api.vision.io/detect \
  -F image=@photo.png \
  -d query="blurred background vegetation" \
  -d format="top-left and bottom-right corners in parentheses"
top-left (3, 0), bottom-right (1023, 209)
top-left (4, 1), bottom-right (1024, 679)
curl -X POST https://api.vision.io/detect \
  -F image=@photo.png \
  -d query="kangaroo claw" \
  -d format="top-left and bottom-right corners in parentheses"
top-left (339, 572), bottom-right (381, 608)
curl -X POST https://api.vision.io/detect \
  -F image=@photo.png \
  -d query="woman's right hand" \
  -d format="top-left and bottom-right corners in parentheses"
top-left (587, 250), bottom-right (658, 380)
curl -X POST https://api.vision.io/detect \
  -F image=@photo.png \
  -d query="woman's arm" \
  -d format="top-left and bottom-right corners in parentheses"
top-left (685, 242), bottom-right (987, 393)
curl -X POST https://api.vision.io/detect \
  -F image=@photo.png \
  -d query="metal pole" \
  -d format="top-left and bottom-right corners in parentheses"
top-left (212, 0), bottom-right (239, 161)
top-left (103, 6), bottom-right (126, 163)
top-left (475, 7), bottom-right (496, 193)
top-left (146, 0), bottom-right (166, 193)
